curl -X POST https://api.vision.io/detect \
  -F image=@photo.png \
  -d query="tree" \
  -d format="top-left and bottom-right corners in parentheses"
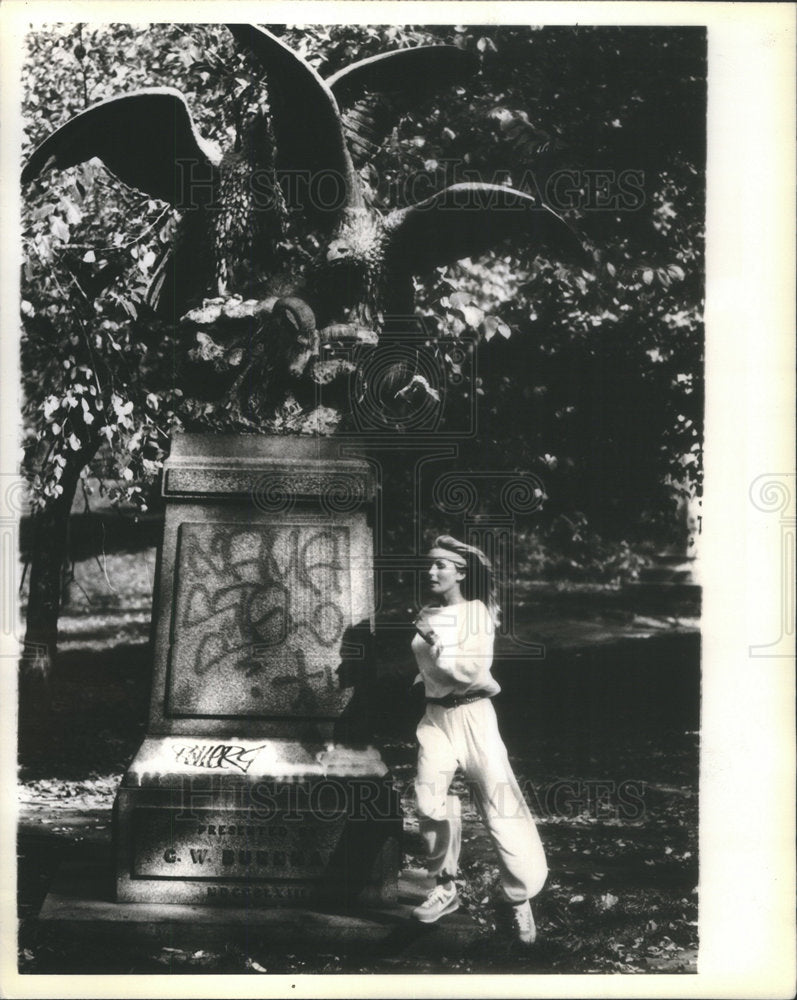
top-left (19, 23), bottom-right (705, 695)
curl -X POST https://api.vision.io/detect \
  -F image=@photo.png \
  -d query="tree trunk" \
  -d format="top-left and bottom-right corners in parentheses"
top-left (20, 443), bottom-right (98, 713)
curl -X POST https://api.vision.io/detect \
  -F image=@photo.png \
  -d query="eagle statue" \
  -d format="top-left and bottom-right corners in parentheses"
top-left (22, 24), bottom-right (590, 420)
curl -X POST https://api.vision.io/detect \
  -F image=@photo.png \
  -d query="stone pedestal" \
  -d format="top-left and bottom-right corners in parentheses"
top-left (113, 434), bottom-right (401, 907)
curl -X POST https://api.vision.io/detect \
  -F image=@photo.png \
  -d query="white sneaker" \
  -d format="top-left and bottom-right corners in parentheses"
top-left (509, 899), bottom-right (537, 944)
top-left (411, 881), bottom-right (459, 923)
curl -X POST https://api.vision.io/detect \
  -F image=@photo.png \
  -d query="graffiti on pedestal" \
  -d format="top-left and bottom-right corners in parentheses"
top-left (167, 523), bottom-right (351, 717)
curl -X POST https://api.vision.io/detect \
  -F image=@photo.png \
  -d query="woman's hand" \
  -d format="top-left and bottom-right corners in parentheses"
top-left (427, 629), bottom-right (443, 660)
top-left (414, 617), bottom-right (442, 658)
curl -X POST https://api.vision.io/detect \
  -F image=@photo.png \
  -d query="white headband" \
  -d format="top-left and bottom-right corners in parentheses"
top-left (428, 547), bottom-right (468, 568)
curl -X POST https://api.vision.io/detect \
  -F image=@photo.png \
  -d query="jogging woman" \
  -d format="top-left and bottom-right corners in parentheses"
top-left (409, 534), bottom-right (547, 944)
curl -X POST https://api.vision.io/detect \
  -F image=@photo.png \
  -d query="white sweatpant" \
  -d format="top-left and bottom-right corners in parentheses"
top-left (414, 698), bottom-right (547, 903)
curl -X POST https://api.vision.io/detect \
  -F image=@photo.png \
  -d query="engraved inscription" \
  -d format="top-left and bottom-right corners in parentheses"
top-left (168, 524), bottom-right (352, 717)
top-left (132, 808), bottom-right (346, 881)
top-left (205, 884), bottom-right (313, 902)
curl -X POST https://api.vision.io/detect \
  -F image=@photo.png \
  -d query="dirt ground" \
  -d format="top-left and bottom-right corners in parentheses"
top-left (17, 594), bottom-right (699, 975)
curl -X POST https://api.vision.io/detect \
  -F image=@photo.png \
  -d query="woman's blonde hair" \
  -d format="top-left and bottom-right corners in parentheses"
top-left (432, 534), bottom-right (501, 626)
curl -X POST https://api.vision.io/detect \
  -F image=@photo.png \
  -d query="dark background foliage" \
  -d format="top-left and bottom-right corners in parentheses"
top-left (20, 23), bottom-right (705, 580)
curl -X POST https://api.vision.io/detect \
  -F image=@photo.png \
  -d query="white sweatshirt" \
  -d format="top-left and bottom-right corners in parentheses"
top-left (411, 599), bottom-right (500, 699)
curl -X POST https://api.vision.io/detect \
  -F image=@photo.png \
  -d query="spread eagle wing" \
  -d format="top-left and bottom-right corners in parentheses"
top-left (325, 47), bottom-right (478, 166)
top-left (226, 24), bottom-right (362, 223)
top-left (21, 88), bottom-right (222, 206)
top-left (383, 182), bottom-right (590, 276)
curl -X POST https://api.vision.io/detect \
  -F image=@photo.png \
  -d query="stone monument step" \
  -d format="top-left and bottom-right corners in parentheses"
top-left (38, 861), bottom-right (480, 956)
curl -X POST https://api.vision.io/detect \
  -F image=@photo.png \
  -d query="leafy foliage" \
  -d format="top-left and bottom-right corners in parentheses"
top-left (21, 23), bottom-right (704, 548)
